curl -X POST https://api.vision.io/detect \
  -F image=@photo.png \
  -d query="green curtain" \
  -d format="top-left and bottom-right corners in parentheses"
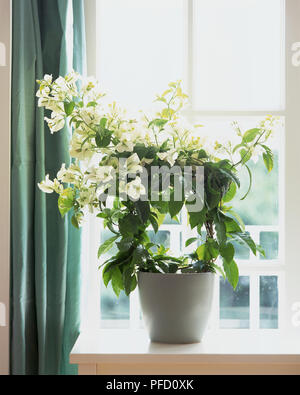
top-left (10, 0), bottom-right (86, 375)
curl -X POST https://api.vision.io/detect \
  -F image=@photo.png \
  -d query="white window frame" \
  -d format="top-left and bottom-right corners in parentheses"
top-left (81, 0), bottom-right (300, 334)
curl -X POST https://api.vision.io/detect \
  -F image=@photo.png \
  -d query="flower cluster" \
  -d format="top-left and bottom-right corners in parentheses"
top-left (36, 73), bottom-right (210, 214)
top-left (37, 71), bottom-right (278, 293)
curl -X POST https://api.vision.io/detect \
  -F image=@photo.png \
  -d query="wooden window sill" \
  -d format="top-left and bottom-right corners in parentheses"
top-left (70, 329), bottom-right (300, 375)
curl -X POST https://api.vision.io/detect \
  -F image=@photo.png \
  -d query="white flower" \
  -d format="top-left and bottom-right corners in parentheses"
top-left (44, 74), bottom-right (53, 84)
top-left (57, 164), bottom-right (67, 181)
top-left (54, 76), bottom-right (68, 92)
top-left (125, 177), bottom-right (146, 200)
top-left (116, 141), bottom-right (134, 153)
top-left (78, 187), bottom-right (97, 212)
top-left (79, 107), bottom-right (101, 126)
top-left (69, 134), bottom-right (94, 161)
top-left (125, 153), bottom-right (143, 174)
top-left (85, 166), bottom-right (115, 184)
top-left (157, 149), bottom-right (178, 167)
top-left (44, 112), bottom-right (65, 133)
top-left (141, 157), bottom-right (154, 165)
top-left (38, 175), bottom-right (54, 193)
top-left (81, 77), bottom-right (104, 102)
top-left (115, 123), bottom-right (146, 153)
top-left (36, 86), bottom-right (50, 99)
top-left (96, 182), bottom-right (112, 197)
top-left (53, 179), bottom-right (63, 194)
top-left (57, 163), bottom-right (80, 183)
top-left (65, 70), bottom-right (80, 85)
top-left (38, 175), bottom-right (62, 194)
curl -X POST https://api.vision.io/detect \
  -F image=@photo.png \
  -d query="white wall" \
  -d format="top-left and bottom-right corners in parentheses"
top-left (285, 0), bottom-right (300, 333)
top-left (0, 0), bottom-right (11, 375)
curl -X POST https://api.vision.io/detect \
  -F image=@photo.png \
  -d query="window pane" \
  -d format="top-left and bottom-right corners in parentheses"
top-left (98, 0), bottom-right (184, 113)
top-left (220, 276), bottom-right (250, 329)
top-left (231, 240), bottom-right (250, 261)
top-left (100, 284), bottom-right (130, 322)
top-left (260, 276), bottom-right (278, 328)
top-left (191, 116), bottom-right (281, 226)
top-left (148, 230), bottom-right (170, 249)
top-left (259, 232), bottom-right (279, 260)
top-left (232, 153), bottom-right (279, 226)
top-left (163, 213), bottom-right (182, 225)
top-left (194, 0), bottom-right (284, 110)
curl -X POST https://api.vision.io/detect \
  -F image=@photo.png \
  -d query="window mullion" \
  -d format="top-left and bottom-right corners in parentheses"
top-left (250, 273), bottom-right (259, 330)
top-left (184, 0), bottom-right (195, 106)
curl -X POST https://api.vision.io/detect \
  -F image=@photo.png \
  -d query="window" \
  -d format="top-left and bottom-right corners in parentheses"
top-left (81, 0), bottom-right (289, 332)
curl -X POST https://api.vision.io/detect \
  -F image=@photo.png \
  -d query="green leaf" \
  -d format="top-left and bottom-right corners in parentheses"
top-left (87, 101), bottom-right (98, 107)
top-left (256, 244), bottom-right (266, 258)
top-left (148, 118), bottom-right (168, 129)
top-left (223, 215), bottom-right (242, 234)
top-left (149, 214), bottom-right (159, 233)
top-left (103, 267), bottom-right (112, 288)
top-left (227, 209), bottom-right (245, 232)
top-left (168, 263), bottom-right (178, 273)
top-left (223, 259), bottom-right (239, 290)
top-left (119, 214), bottom-right (141, 236)
top-left (151, 199), bottom-right (169, 214)
top-left (169, 196), bottom-right (184, 219)
top-left (263, 152), bottom-right (274, 172)
top-left (234, 232), bottom-right (257, 256)
top-left (240, 148), bottom-right (251, 164)
top-left (161, 108), bottom-right (175, 119)
top-left (116, 237), bottom-right (133, 252)
top-left (214, 213), bottom-right (227, 245)
top-left (100, 117), bottom-right (107, 129)
top-left (95, 128), bottom-right (113, 148)
top-left (219, 243), bottom-right (235, 263)
top-left (233, 142), bottom-right (247, 154)
top-left (134, 200), bottom-right (150, 224)
top-left (197, 149), bottom-right (208, 159)
top-left (211, 263), bottom-right (226, 280)
top-left (242, 128), bottom-right (260, 143)
top-left (185, 237), bottom-right (198, 248)
top-left (196, 244), bottom-right (207, 260)
top-left (188, 208), bottom-right (207, 230)
top-left (134, 144), bottom-right (158, 160)
top-left (205, 189), bottom-right (221, 210)
top-left (207, 239), bottom-right (219, 259)
top-left (219, 168), bottom-right (240, 188)
top-left (58, 188), bottom-right (75, 217)
top-left (131, 246), bottom-right (147, 266)
top-left (223, 182), bottom-right (237, 203)
top-left (196, 239), bottom-right (219, 261)
top-left (98, 235), bottom-right (119, 258)
top-left (123, 265), bottom-right (137, 296)
top-left (71, 214), bottom-right (79, 229)
top-left (111, 267), bottom-right (124, 297)
top-left (64, 101), bottom-right (75, 116)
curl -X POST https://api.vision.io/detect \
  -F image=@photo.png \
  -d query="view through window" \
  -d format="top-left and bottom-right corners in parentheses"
top-left (83, 0), bottom-right (285, 331)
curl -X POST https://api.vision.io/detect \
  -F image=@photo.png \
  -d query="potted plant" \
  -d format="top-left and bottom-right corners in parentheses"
top-left (37, 71), bottom-right (277, 343)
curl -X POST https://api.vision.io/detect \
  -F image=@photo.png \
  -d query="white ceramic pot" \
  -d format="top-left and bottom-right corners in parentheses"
top-left (138, 272), bottom-right (215, 344)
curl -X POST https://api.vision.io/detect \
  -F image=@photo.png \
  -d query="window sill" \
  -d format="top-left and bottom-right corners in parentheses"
top-left (70, 329), bottom-right (300, 375)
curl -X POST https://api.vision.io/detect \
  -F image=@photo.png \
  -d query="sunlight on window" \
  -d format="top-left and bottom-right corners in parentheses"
top-left (90, 0), bottom-right (284, 330)
top-left (97, 0), bottom-right (185, 114)
top-left (220, 276), bottom-right (250, 329)
top-left (194, 0), bottom-right (284, 110)
top-left (260, 276), bottom-right (278, 328)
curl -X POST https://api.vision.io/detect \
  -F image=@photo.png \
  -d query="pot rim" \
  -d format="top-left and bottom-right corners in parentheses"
top-left (138, 271), bottom-right (215, 277)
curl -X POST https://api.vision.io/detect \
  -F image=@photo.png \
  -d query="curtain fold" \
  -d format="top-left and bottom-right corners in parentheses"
top-left (11, 0), bottom-right (86, 375)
